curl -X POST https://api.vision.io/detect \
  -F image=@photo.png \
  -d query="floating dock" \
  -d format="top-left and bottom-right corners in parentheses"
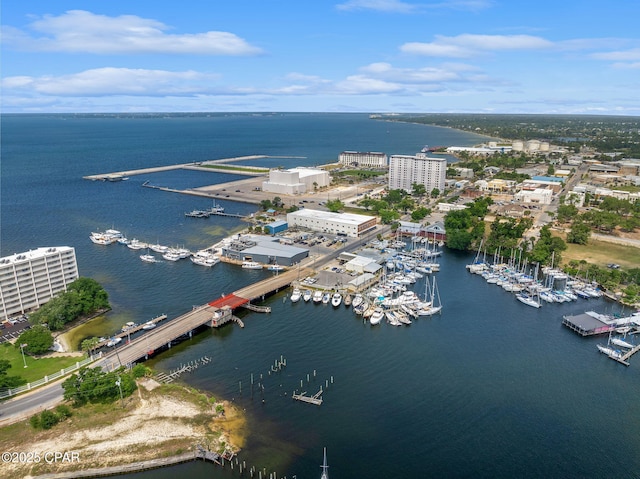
top-left (292, 388), bottom-right (323, 406)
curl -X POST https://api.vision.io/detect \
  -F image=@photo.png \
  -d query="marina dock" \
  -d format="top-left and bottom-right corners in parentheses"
top-left (292, 388), bottom-right (323, 406)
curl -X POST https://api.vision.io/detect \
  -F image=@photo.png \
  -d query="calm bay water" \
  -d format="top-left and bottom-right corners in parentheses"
top-left (1, 113), bottom-right (639, 478)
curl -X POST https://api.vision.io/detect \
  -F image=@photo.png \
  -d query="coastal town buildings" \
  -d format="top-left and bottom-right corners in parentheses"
top-left (262, 167), bottom-right (330, 195)
top-left (388, 152), bottom-right (446, 194)
top-left (0, 246), bottom-right (79, 320)
top-left (286, 209), bottom-right (377, 238)
top-left (338, 151), bottom-right (388, 168)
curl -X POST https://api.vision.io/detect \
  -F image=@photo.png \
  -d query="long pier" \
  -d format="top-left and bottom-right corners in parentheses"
top-left (83, 156), bottom-right (271, 181)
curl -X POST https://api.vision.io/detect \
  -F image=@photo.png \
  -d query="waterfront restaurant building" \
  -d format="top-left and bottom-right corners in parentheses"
top-left (262, 167), bottom-right (330, 195)
top-left (388, 152), bottom-right (446, 194)
top-left (339, 151), bottom-right (388, 168)
top-left (0, 247), bottom-right (79, 320)
top-left (287, 209), bottom-right (377, 238)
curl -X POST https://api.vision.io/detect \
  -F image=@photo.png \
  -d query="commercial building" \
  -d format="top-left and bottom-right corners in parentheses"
top-left (286, 209), bottom-right (377, 238)
top-left (219, 235), bottom-right (308, 267)
top-left (339, 151), bottom-right (388, 168)
top-left (264, 220), bottom-right (288, 235)
top-left (388, 152), bottom-right (446, 194)
top-left (262, 168), bottom-right (330, 195)
top-left (0, 246), bottom-right (79, 320)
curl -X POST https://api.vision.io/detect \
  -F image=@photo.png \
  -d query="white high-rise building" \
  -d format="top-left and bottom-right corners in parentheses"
top-left (388, 153), bottom-right (446, 194)
top-left (262, 167), bottom-right (330, 195)
top-left (339, 151), bottom-right (388, 168)
top-left (0, 247), bottom-right (79, 320)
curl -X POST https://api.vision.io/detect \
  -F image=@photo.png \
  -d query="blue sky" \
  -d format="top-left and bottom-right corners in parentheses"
top-left (2, 1), bottom-right (639, 114)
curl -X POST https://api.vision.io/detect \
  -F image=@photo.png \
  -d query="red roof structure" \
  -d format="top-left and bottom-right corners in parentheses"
top-left (208, 294), bottom-right (249, 309)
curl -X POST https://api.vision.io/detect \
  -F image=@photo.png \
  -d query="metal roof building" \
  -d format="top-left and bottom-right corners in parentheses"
top-left (220, 235), bottom-right (308, 267)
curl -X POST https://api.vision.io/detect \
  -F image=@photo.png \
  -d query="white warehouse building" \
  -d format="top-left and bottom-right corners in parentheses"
top-left (0, 246), bottom-right (79, 320)
top-left (339, 151), bottom-right (388, 168)
top-left (262, 168), bottom-right (330, 195)
top-left (388, 153), bottom-right (446, 194)
top-left (286, 209), bottom-right (377, 238)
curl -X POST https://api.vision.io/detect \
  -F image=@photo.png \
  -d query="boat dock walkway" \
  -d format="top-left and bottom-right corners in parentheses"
top-left (609, 342), bottom-right (640, 367)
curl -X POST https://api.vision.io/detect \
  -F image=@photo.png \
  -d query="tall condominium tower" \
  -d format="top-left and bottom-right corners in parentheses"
top-left (388, 152), bottom-right (446, 194)
top-left (0, 247), bottom-right (79, 320)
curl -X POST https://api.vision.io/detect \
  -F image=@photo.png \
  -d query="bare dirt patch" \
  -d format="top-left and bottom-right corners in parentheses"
top-left (0, 382), bottom-right (245, 479)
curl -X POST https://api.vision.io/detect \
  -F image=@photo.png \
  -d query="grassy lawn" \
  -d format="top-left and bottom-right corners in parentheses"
top-left (0, 343), bottom-right (81, 383)
top-left (559, 237), bottom-right (640, 269)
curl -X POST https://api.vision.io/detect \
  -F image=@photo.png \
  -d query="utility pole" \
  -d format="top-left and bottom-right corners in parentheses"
top-left (20, 343), bottom-right (28, 368)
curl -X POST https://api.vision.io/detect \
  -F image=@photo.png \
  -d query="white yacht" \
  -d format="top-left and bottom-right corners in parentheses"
top-left (140, 254), bottom-right (157, 263)
top-left (242, 261), bottom-right (263, 269)
top-left (331, 292), bottom-right (342, 307)
top-left (290, 288), bottom-right (302, 303)
top-left (303, 290), bottom-right (312, 302)
top-left (313, 290), bottom-right (323, 303)
top-left (370, 307), bottom-right (385, 325)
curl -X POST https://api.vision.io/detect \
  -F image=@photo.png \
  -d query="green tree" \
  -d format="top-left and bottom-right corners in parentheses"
top-left (566, 221), bottom-right (591, 245)
top-left (272, 196), bottom-right (282, 208)
top-left (411, 183), bottom-right (426, 196)
top-left (0, 358), bottom-right (26, 388)
top-left (17, 325), bottom-right (54, 355)
top-left (81, 337), bottom-right (101, 355)
top-left (379, 209), bottom-right (400, 224)
top-left (398, 198), bottom-right (415, 213)
top-left (326, 199), bottom-right (344, 212)
top-left (556, 204), bottom-right (578, 223)
top-left (430, 188), bottom-right (441, 198)
top-left (411, 207), bottom-right (430, 221)
top-left (260, 199), bottom-right (273, 211)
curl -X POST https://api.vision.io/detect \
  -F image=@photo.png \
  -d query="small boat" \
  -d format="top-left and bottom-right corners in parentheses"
top-left (268, 264), bottom-right (285, 272)
top-left (140, 254), bottom-right (157, 263)
top-left (331, 292), bottom-right (342, 307)
top-left (106, 337), bottom-right (122, 347)
top-left (303, 290), bottom-right (312, 302)
top-left (290, 288), bottom-right (302, 303)
top-left (149, 243), bottom-right (168, 253)
top-left (351, 294), bottom-right (363, 309)
top-left (185, 209), bottom-right (210, 218)
top-left (190, 251), bottom-right (220, 267)
top-left (127, 239), bottom-right (147, 250)
top-left (121, 321), bottom-right (136, 332)
top-left (163, 251), bottom-right (181, 261)
top-left (242, 261), bottom-right (263, 269)
top-left (209, 202), bottom-right (225, 214)
top-left (322, 292), bottom-right (331, 304)
top-left (343, 294), bottom-right (352, 307)
top-left (611, 337), bottom-right (634, 349)
top-left (597, 344), bottom-right (623, 359)
top-left (313, 290), bottom-right (323, 303)
top-left (370, 307), bottom-right (385, 325)
top-left (515, 292), bottom-right (541, 308)
top-left (141, 320), bottom-right (157, 330)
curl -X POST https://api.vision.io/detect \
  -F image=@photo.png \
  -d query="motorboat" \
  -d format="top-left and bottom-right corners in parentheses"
top-left (90, 229), bottom-right (122, 245)
top-left (351, 294), bottom-right (363, 309)
top-left (140, 254), bottom-right (157, 263)
top-left (303, 290), bottom-right (312, 302)
top-left (141, 320), bottom-right (157, 330)
top-left (127, 239), bottom-right (147, 250)
top-left (370, 307), bottom-right (385, 325)
top-left (331, 292), bottom-right (342, 307)
top-left (343, 294), bottom-right (352, 307)
top-left (163, 251), bottom-right (181, 261)
top-left (290, 288), bottom-right (302, 303)
top-left (191, 250), bottom-right (220, 267)
top-left (106, 337), bottom-right (122, 347)
top-left (149, 243), bottom-right (168, 253)
top-left (322, 292), bottom-right (331, 304)
top-left (242, 261), bottom-right (263, 269)
top-left (313, 290), bottom-right (323, 303)
top-left (267, 264), bottom-right (285, 272)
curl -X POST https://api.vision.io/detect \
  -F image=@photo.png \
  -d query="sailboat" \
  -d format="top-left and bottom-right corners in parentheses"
top-left (416, 277), bottom-right (442, 316)
top-left (320, 447), bottom-right (329, 479)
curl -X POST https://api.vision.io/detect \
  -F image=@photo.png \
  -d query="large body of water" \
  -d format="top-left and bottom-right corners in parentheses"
top-left (1, 113), bottom-right (639, 479)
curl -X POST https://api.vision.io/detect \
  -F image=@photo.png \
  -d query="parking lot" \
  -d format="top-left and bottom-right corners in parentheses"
top-left (1, 315), bottom-right (31, 344)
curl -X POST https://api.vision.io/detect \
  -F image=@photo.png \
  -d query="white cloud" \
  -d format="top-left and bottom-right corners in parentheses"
top-left (336, 0), bottom-right (493, 12)
top-left (401, 34), bottom-right (553, 57)
top-left (2, 68), bottom-right (222, 96)
top-left (592, 47), bottom-right (640, 61)
top-left (3, 10), bottom-right (263, 55)
top-left (336, 0), bottom-right (418, 13)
